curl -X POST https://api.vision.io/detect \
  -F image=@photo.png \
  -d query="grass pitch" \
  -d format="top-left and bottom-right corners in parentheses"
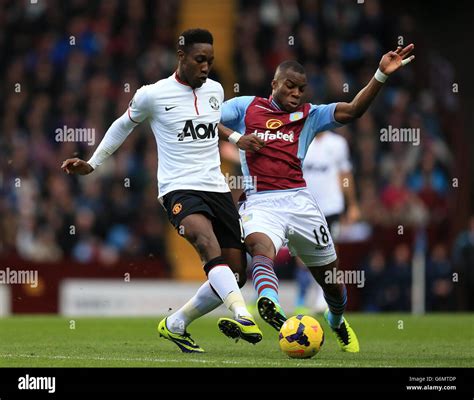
top-left (0, 313), bottom-right (472, 368)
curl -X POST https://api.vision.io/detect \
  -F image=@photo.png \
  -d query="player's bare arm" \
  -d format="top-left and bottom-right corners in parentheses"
top-left (217, 123), bottom-right (265, 152)
top-left (334, 43), bottom-right (415, 124)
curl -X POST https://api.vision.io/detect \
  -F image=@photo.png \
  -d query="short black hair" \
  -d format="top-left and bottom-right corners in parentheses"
top-left (275, 60), bottom-right (306, 77)
top-left (178, 28), bottom-right (213, 52)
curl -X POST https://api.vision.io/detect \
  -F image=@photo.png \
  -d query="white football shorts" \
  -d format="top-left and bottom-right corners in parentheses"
top-left (239, 188), bottom-right (337, 267)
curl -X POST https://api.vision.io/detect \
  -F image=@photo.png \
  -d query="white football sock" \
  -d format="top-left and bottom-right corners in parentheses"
top-left (208, 265), bottom-right (251, 319)
top-left (166, 281), bottom-right (222, 334)
top-left (223, 291), bottom-right (252, 319)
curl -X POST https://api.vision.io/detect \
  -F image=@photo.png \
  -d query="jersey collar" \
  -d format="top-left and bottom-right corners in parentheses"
top-left (269, 95), bottom-right (283, 111)
top-left (269, 95), bottom-right (307, 114)
top-left (174, 71), bottom-right (192, 87)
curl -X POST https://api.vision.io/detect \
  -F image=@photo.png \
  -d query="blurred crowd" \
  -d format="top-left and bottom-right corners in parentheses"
top-left (0, 0), bottom-right (471, 310)
top-left (362, 215), bottom-right (474, 312)
top-left (0, 0), bottom-right (179, 268)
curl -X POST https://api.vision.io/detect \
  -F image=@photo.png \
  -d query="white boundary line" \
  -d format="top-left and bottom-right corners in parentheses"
top-left (0, 353), bottom-right (335, 367)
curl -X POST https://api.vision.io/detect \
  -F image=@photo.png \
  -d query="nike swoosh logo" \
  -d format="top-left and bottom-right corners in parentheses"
top-left (165, 106), bottom-right (178, 111)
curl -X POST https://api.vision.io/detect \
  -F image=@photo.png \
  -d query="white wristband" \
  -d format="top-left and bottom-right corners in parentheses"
top-left (374, 68), bottom-right (388, 83)
top-left (228, 131), bottom-right (243, 145)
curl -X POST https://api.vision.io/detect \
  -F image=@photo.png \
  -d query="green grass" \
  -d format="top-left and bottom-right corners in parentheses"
top-left (0, 314), bottom-right (473, 367)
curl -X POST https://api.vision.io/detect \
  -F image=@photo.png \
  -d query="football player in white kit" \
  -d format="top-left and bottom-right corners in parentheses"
top-left (295, 130), bottom-right (361, 314)
top-left (61, 29), bottom-right (265, 353)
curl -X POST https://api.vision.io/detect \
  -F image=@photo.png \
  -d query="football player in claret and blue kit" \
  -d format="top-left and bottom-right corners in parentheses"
top-left (219, 43), bottom-right (415, 352)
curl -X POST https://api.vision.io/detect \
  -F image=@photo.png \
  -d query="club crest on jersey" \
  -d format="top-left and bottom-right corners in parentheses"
top-left (289, 112), bottom-right (303, 121)
top-left (177, 120), bottom-right (218, 141)
top-left (209, 96), bottom-right (220, 110)
top-left (172, 203), bottom-right (182, 215)
top-left (266, 118), bottom-right (283, 129)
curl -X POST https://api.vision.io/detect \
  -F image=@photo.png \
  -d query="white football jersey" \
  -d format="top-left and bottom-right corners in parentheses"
top-left (88, 73), bottom-right (229, 198)
top-left (303, 131), bottom-right (352, 216)
top-left (128, 73), bottom-right (229, 198)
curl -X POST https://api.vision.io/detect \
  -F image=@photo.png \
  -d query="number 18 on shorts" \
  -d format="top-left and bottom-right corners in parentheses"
top-left (239, 188), bottom-right (337, 267)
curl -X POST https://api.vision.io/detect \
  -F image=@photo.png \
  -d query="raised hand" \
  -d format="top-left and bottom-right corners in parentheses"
top-left (379, 43), bottom-right (415, 75)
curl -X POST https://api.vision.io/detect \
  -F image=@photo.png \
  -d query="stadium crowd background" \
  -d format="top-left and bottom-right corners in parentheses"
top-left (0, 0), bottom-right (472, 312)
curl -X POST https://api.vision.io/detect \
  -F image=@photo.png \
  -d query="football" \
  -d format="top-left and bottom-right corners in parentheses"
top-left (279, 315), bottom-right (324, 359)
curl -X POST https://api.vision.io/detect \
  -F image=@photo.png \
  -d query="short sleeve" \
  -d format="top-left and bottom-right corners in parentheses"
top-left (307, 103), bottom-right (343, 134)
top-left (128, 85), bottom-right (151, 124)
top-left (298, 104), bottom-right (344, 161)
top-left (220, 96), bottom-right (255, 132)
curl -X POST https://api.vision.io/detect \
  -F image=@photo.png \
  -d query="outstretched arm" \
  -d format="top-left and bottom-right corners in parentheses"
top-left (334, 44), bottom-right (415, 124)
top-left (61, 111), bottom-right (139, 175)
top-left (61, 86), bottom-right (150, 175)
